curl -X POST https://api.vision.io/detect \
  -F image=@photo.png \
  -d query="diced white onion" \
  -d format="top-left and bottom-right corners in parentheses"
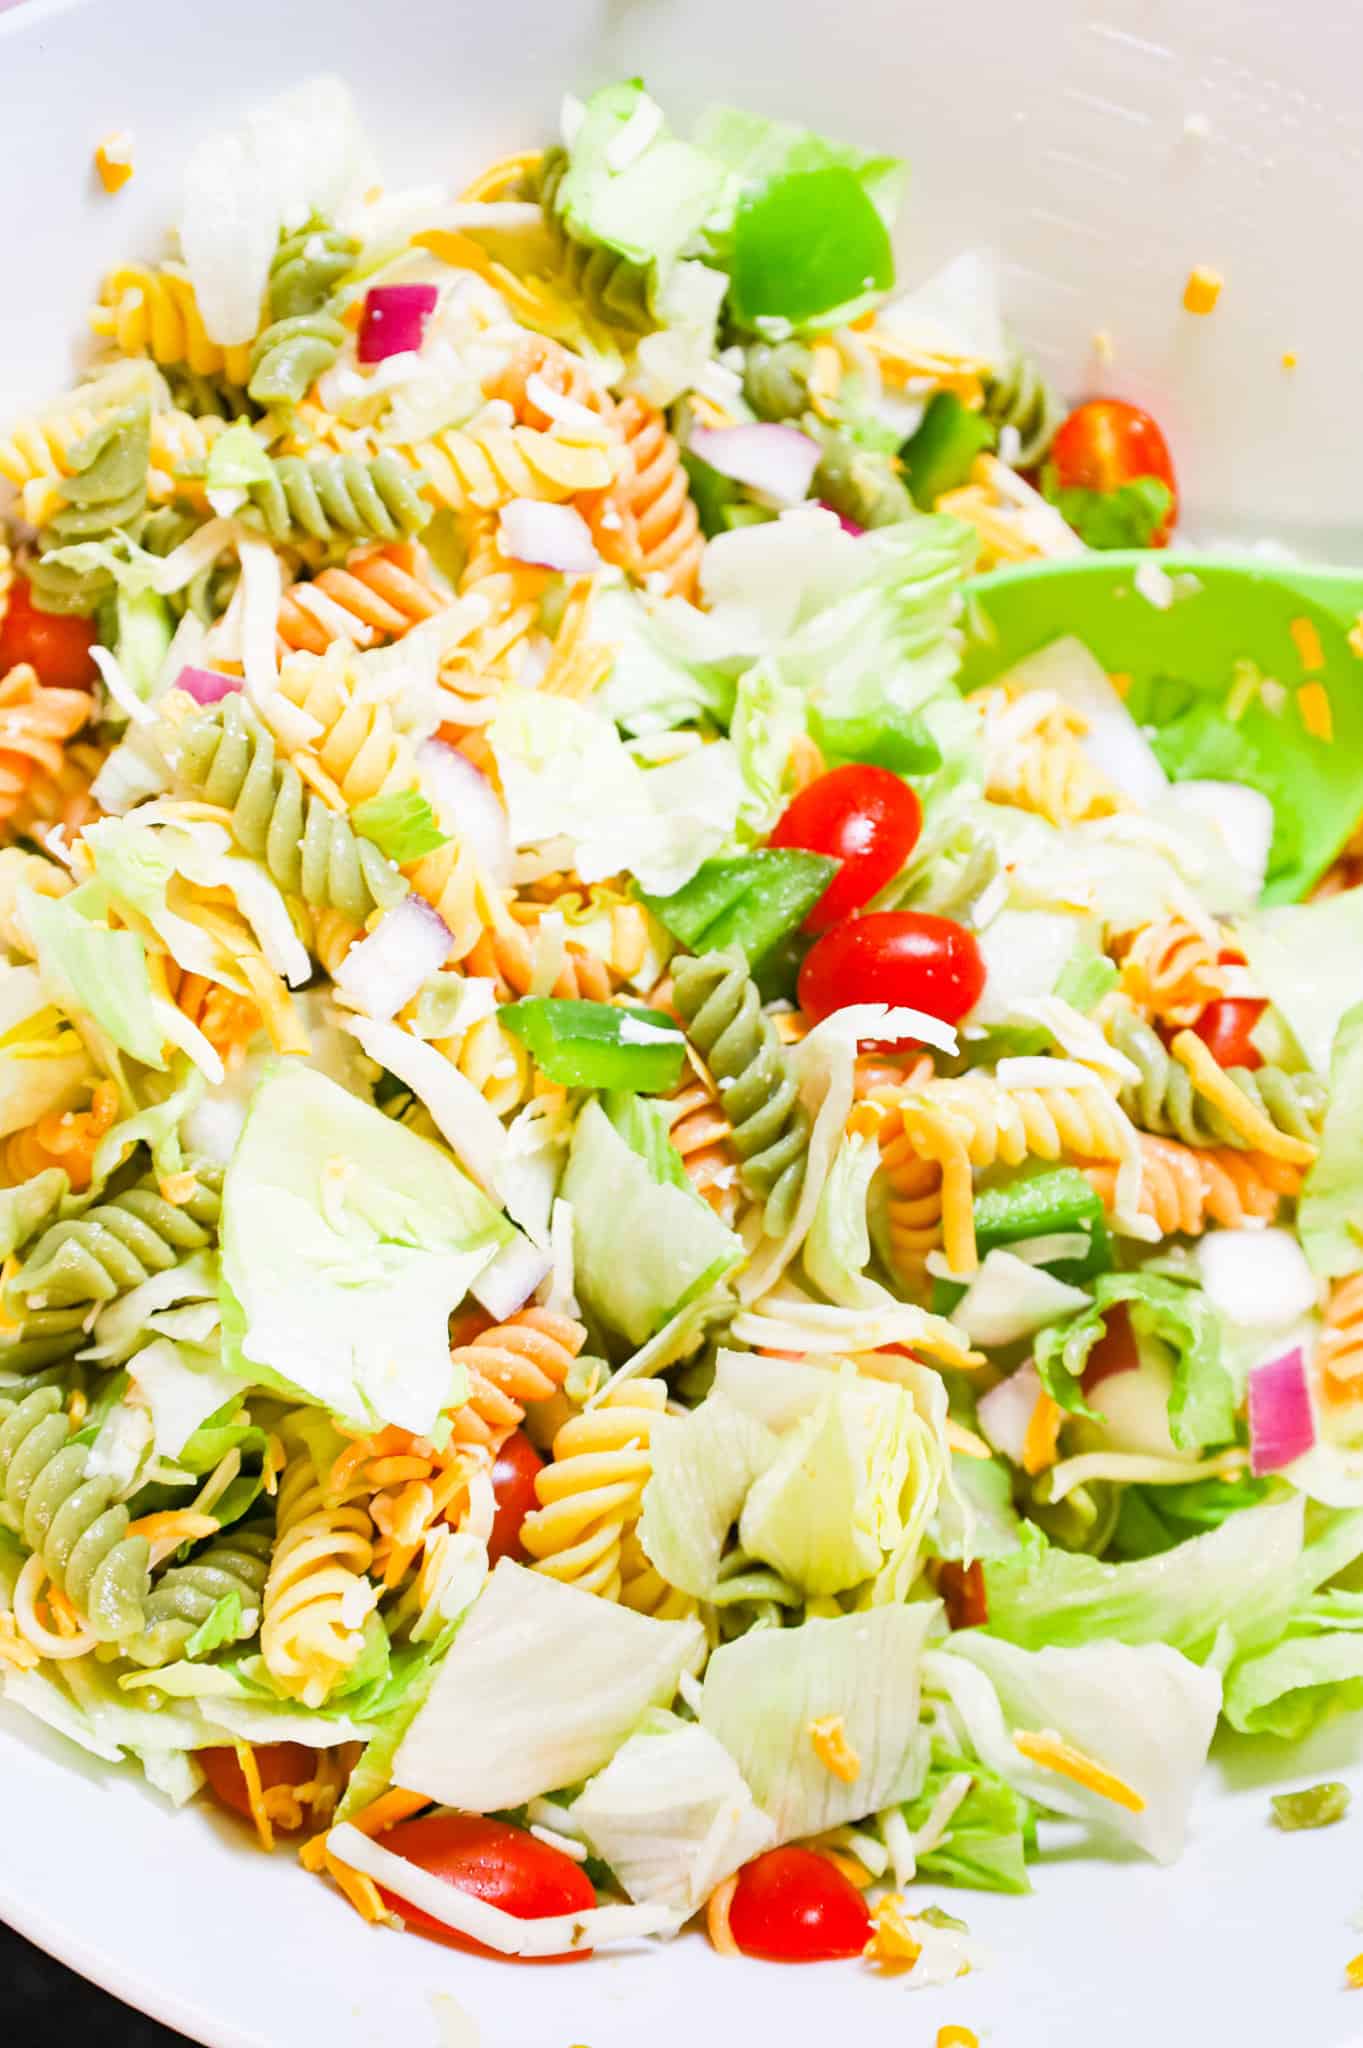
top-left (334, 895), bottom-right (453, 1022)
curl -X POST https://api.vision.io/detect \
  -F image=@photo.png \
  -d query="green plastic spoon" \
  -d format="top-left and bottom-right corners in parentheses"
top-left (957, 550), bottom-right (1363, 904)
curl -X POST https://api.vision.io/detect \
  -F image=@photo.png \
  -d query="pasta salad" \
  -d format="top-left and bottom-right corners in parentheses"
top-left (0, 73), bottom-right (1361, 1989)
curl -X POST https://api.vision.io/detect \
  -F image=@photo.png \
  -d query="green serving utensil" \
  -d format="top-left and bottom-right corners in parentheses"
top-left (957, 550), bottom-right (1363, 905)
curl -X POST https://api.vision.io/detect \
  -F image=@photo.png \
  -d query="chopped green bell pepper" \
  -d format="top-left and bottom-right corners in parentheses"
top-left (642, 847), bottom-right (837, 967)
top-left (730, 167), bottom-right (895, 329)
top-left (902, 392), bottom-right (997, 509)
top-left (500, 999), bottom-right (685, 1093)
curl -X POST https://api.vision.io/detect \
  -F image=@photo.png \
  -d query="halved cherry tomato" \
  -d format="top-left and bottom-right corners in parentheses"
top-left (1192, 997), bottom-right (1266, 1072)
top-left (1080, 1302), bottom-right (1140, 1399)
top-left (200, 1742), bottom-right (317, 1827)
top-left (375, 1812), bottom-right (595, 1962)
top-left (1049, 399), bottom-right (1178, 546)
top-left (728, 1846), bottom-right (872, 1963)
top-left (770, 765), bottom-right (922, 933)
top-left (0, 576), bottom-right (99, 690)
top-left (797, 909), bottom-right (985, 1036)
top-left (488, 1428), bottom-right (544, 1565)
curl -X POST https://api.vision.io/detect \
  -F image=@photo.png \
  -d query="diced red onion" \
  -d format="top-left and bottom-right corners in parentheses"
top-left (819, 502), bottom-right (865, 536)
top-left (417, 739), bottom-right (512, 888)
top-left (175, 666), bottom-right (243, 705)
top-left (1248, 1347), bottom-right (1316, 1475)
top-left (977, 1363), bottom-right (1043, 1467)
top-left (357, 283), bottom-right (439, 365)
top-left (472, 1233), bottom-right (552, 1319)
top-left (691, 423), bottom-right (821, 505)
top-left (498, 499), bottom-right (600, 574)
top-left (335, 893), bottom-right (453, 1021)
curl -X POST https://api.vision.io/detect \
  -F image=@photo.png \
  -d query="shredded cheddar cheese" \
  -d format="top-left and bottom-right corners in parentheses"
top-left (1021, 1388), bottom-right (1062, 1476)
top-left (846, 1100), bottom-right (885, 1140)
top-left (815, 1846), bottom-right (875, 1889)
top-left (1281, 351), bottom-right (1298, 370)
top-left (233, 1741), bottom-right (276, 1853)
top-left (809, 1714), bottom-right (862, 1783)
top-left (1014, 1729), bottom-right (1146, 1812)
top-left (1296, 680), bottom-right (1333, 741)
top-left (1182, 266), bottom-right (1223, 315)
top-left (1347, 1952), bottom-right (1363, 1990)
top-left (863, 1894), bottom-right (923, 1973)
top-left (937, 2030), bottom-right (980, 2048)
top-left (1290, 616), bottom-right (1326, 675)
top-left (945, 1418), bottom-right (993, 1461)
top-left (705, 1873), bottom-right (741, 1956)
top-left (94, 131), bottom-right (135, 194)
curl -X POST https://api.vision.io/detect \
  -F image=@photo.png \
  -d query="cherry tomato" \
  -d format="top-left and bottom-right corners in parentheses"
top-left (1080, 1302), bottom-right (1140, 1399)
top-left (375, 1812), bottom-right (595, 1962)
top-left (728, 1846), bottom-right (872, 1963)
top-left (770, 765), bottom-right (922, 933)
top-left (1050, 399), bottom-right (1178, 546)
top-left (0, 577), bottom-right (99, 690)
top-left (797, 910), bottom-right (985, 1036)
top-left (1192, 997), bottom-right (1266, 1073)
top-left (200, 1742), bottom-right (317, 1827)
top-left (488, 1428), bottom-right (544, 1565)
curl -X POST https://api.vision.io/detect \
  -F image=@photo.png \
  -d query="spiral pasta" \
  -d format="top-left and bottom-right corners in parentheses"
top-left (0, 1386), bottom-right (149, 1642)
top-left (893, 1073), bottom-right (1134, 1273)
top-left (124, 1525), bottom-right (273, 1668)
top-left (26, 404), bottom-right (152, 615)
top-left (248, 217), bottom-right (358, 407)
top-left (804, 417), bottom-right (914, 531)
top-left (162, 964), bottom-right (262, 1069)
top-left (742, 340), bottom-right (815, 423)
top-left (1319, 1274), bottom-right (1363, 1398)
top-left (871, 1097), bottom-right (947, 1272)
top-left (0, 543), bottom-right (13, 632)
top-left (277, 542), bottom-right (449, 655)
top-left (244, 451), bottom-right (431, 546)
top-left (0, 665), bottom-right (94, 833)
top-left (0, 405), bottom-right (226, 515)
top-left (261, 1418), bottom-right (377, 1707)
top-left (1104, 1001), bottom-right (1324, 1160)
top-left (91, 264), bottom-right (255, 384)
top-left (6, 1168), bottom-right (223, 1310)
top-left (172, 695), bottom-right (409, 922)
top-left (6, 740), bottom-right (103, 845)
top-left (270, 644), bottom-right (417, 810)
top-left (982, 337), bottom-right (1064, 466)
top-left (671, 952), bottom-right (810, 1236)
top-left (519, 1376), bottom-right (670, 1601)
top-left (972, 684), bottom-right (1127, 826)
top-left (486, 334), bottom-right (616, 429)
top-left (446, 1306), bottom-right (587, 1451)
top-left (0, 1080), bottom-right (119, 1194)
top-left (1083, 1135), bottom-right (1302, 1237)
top-left (595, 396), bottom-right (703, 600)
top-left (663, 1064), bottom-right (741, 1225)
top-left (407, 415), bottom-right (615, 516)
top-left (534, 148), bottom-right (655, 333)
top-left (434, 1011), bottom-right (533, 1117)
top-left (1114, 916), bottom-right (1230, 1027)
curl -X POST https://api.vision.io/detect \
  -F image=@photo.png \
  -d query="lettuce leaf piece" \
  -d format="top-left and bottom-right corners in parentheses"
top-left (0, 970), bottom-right (94, 1140)
top-left (896, 1744), bottom-right (1035, 1894)
top-left (1109, 1471), bottom-right (1276, 1559)
top-left (553, 82), bottom-right (727, 282)
top-left (111, 587), bottom-right (174, 708)
top-left (701, 1604), bottom-right (935, 1842)
top-left (593, 582), bottom-right (735, 736)
top-left (1299, 1001), bottom-right (1363, 1278)
top-left (1040, 474), bottom-right (1173, 550)
top-left (1033, 1272), bottom-right (1234, 1451)
top-left (393, 1560), bottom-right (704, 1810)
top-left (24, 886), bottom-right (166, 1068)
top-left (571, 1708), bottom-right (776, 1913)
top-left (930, 1633), bottom-right (1221, 1862)
top-left (1223, 1600), bottom-right (1363, 1740)
top-left (1237, 890), bottom-right (1363, 1079)
top-left (729, 661), bottom-right (807, 833)
top-left (351, 787), bottom-right (446, 864)
top-left (982, 1495), bottom-right (1304, 1660)
top-left (637, 1392), bottom-right (779, 1599)
top-left (561, 1097), bottom-right (742, 1347)
top-left (490, 691), bottom-right (742, 895)
top-left (222, 1062), bottom-right (511, 1433)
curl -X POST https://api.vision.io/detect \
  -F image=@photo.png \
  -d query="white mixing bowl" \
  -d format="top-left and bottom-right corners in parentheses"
top-left (2, 2), bottom-right (1362, 2042)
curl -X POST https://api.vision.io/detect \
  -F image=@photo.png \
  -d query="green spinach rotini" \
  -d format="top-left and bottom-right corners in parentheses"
top-left (124, 1525), bottom-right (273, 1668)
top-left (0, 1386), bottom-right (149, 1640)
top-left (248, 216), bottom-right (359, 408)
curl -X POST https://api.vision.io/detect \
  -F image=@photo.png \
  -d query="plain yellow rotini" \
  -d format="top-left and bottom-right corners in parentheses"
top-left (519, 1376), bottom-right (671, 1603)
top-left (894, 1074), bottom-right (1134, 1273)
top-left (405, 417), bottom-right (617, 517)
top-left (405, 833), bottom-right (502, 965)
top-left (260, 1419), bottom-right (377, 1709)
top-left (434, 1010), bottom-right (533, 1119)
top-left (270, 643), bottom-right (418, 810)
top-left (90, 264), bottom-right (254, 384)
top-left (1115, 915), bottom-right (1230, 1027)
top-left (971, 681), bottom-right (1128, 827)
top-left (0, 846), bottom-right (71, 954)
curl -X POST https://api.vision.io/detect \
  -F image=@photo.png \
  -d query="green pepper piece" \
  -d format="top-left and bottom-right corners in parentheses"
top-left (730, 167), bottom-right (895, 329)
top-left (643, 848), bottom-right (837, 965)
top-left (902, 392), bottom-right (997, 509)
top-left (972, 1167), bottom-right (1113, 1285)
top-left (499, 999), bottom-right (685, 1093)
top-left (809, 701), bottom-right (942, 775)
